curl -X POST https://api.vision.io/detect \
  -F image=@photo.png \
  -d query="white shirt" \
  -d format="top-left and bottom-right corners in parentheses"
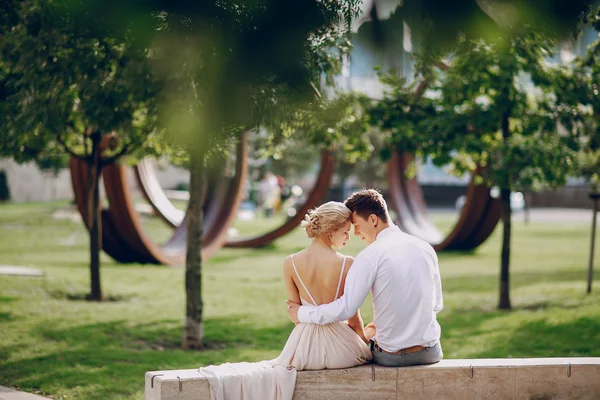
top-left (297, 225), bottom-right (443, 352)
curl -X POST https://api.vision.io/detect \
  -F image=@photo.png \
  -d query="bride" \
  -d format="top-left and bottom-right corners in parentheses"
top-left (199, 201), bottom-right (372, 399)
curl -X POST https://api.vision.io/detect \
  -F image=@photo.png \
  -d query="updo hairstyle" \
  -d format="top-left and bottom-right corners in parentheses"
top-left (300, 201), bottom-right (351, 239)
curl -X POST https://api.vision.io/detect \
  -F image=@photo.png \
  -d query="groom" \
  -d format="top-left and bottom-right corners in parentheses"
top-left (287, 189), bottom-right (443, 367)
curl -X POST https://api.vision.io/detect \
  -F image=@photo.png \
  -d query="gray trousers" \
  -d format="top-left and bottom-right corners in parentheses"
top-left (371, 341), bottom-right (443, 367)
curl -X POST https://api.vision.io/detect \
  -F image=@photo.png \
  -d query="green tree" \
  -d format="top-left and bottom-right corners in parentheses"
top-left (333, 127), bottom-right (388, 195)
top-left (75, 0), bottom-right (365, 349)
top-left (372, 26), bottom-right (583, 309)
top-left (556, 6), bottom-right (600, 190)
top-left (0, 0), bottom-right (163, 301)
top-left (551, 6), bottom-right (600, 294)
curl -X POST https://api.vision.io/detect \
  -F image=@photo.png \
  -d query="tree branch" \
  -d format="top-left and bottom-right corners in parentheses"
top-left (83, 126), bottom-right (90, 157)
top-left (309, 81), bottom-right (322, 99)
top-left (102, 144), bottom-right (132, 165)
top-left (56, 134), bottom-right (85, 161)
top-left (414, 60), bottom-right (451, 101)
top-left (434, 61), bottom-right (450, 71)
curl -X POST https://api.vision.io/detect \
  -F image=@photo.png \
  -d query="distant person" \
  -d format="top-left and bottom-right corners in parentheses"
top-left (287, 189), bottom-right (444, 367)
top-left (258, 172), bottom-right (280, 218)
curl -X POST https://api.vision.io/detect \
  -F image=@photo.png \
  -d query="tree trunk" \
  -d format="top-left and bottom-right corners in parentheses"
top-left (498, 188), bottom-right (512, 309)
top-left (498, 110), bottom-right (512, 310)
top-left (587, 196), bottom-right (598, 294)
top-left (182, 150), bottom-right (205, 350)
top-left (524, 191), bottom-right (530, 225)
top-left (86, 132), bottom-right (103, 301)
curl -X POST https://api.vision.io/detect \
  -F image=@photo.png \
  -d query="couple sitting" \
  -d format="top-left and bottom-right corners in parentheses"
top-left (199, 189), bottom-right (443, 399)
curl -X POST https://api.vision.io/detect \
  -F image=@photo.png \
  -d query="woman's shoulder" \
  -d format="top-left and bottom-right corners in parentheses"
top-left (335, 251), bottom-right (354, 259)
top-left (336, 252), bottom-right (355, 265)
top-left (284, 249), bottom-right (306, 266)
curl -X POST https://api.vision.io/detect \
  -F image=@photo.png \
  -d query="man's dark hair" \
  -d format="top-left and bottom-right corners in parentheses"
top-left (344, 189), bottom-right (389, 223)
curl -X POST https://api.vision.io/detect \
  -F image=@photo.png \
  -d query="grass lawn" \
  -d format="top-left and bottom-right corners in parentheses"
top-left (1, 201), bottom-right (599, 399)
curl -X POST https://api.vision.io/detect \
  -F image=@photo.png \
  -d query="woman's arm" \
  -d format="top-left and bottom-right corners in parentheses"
top-left (347, 310), bottom-right (369, 344)
top-left (283, 256), bottom-right (301, 323)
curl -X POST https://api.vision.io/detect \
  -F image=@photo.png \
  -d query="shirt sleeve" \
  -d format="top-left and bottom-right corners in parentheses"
top-left (297, 250), bottom-right (377, 325)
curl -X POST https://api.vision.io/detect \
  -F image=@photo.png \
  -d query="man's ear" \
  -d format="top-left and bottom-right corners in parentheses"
top-left (370, 214), bottom-right (378, 227)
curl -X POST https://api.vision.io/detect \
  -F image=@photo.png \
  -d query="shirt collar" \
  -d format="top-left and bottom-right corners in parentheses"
top-left (376, 224), bottom-right (400, 241)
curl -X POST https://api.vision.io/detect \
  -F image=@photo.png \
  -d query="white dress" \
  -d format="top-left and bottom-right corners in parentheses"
top-left (198, 256), bottom-right (372, 400)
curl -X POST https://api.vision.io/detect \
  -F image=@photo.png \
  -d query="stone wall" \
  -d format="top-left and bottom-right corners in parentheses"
top-left (0, 158), bottom-right (189, 204)
top-left (529, 186), bottom-right (592, 209)
top-left (145, 358), bottom-right (600, 400)
top-left (0, 159), bottom-right (73, 203)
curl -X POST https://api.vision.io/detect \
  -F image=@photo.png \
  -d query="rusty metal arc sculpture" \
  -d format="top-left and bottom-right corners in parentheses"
top-left (71, 143), bottom-right (500, 264)
top-left (388, 153), bottom-right (501, 251)
top-left (134, 149), bottom-right (335, 248)
top-left (70, 132), bottom-right (248, 265)
top-left (131, 148), bottom-right (499, 254)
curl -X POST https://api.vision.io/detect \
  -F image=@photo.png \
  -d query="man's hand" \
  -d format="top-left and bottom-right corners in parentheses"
top-left (286, 300), bottom-right (300, 324)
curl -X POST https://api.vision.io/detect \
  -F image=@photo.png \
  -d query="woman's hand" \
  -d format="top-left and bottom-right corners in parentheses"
top-left (286, 300), bottom-right (301, 324)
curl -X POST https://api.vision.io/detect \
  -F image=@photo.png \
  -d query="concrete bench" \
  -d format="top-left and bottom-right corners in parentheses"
top-left (145, 358), bottom-right (600, 400)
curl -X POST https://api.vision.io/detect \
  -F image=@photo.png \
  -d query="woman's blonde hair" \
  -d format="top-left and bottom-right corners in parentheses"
top-left (300, 201), bottom-right (351, 239)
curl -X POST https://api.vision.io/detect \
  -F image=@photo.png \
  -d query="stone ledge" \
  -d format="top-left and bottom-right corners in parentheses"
top-left (145, 358), bottom-right (600, 400)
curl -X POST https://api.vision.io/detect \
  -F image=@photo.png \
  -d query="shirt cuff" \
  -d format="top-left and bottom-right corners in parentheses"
top-left (297, 305), bottom-right (313, 323)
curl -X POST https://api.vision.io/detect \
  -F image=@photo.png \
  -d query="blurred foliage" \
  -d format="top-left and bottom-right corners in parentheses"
top-left (258, 92), bottom-right (373, 163)
top-left (381, 0), bottom-right (592, 56)
top-left (334, 126), bottom-right (388, 190)
top-left (246, 130), bottom-right (321, 182)
top-left (0, 0), bottom-right (368, 168)
top-left (552, 6), bottom-right (600, 191)
top-left (0, 0), bottom-right (166, 165)
top-left (66, 0), bottom-right (364, 162)
top-left (242, 91), bottom-right (376, 183)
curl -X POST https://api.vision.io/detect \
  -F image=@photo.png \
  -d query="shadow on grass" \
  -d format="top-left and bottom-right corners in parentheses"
top-left (438, 249), bottom-right (480, 260)
top-left (0, 296), bottom-right (17, 303)
top-left (46, 289), bottom-right (136, 302)
top-left (439, 307), bottom-right (506, 339)
top-left (0, 316), bottom-right (294, 400)
top-left (475, 317), bottom-right (600, 358)
top-left (442, 269), bottom-right (591, 293)
top-left (0, 312), bottom-right (15, 322)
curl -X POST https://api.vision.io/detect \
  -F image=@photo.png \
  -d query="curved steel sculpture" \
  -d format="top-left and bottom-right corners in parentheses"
top-left (135, 149), bottom-right (334, 248)
top-left (388, 152), bottom-right (501, 251)
top-left (133, 148), bottom-right (499, 253)
top-left (70, 132), bottom-right (248, 264)
top-left (134, 158), bottom-right (185, 228)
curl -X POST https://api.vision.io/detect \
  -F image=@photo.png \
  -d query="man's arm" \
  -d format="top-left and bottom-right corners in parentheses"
top-left (297, 252), bottom-right (377, 325)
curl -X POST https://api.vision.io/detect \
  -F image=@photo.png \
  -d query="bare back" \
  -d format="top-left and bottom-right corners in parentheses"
top-left (284, 246), bottom-right (354, 306)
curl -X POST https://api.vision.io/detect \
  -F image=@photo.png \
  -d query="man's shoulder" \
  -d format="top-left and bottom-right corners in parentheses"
top-left (396, 230), bottom-right (435, 249)
top-left (355, 242), bottom-right (381, 261)
top-left (355, 236), bottom-right (392, 264)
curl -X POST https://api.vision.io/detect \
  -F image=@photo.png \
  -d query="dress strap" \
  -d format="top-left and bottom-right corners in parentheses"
top-left (290, 255), bottom-right (318, 306)
top-left (334, 256), bottom-right (347, 300)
